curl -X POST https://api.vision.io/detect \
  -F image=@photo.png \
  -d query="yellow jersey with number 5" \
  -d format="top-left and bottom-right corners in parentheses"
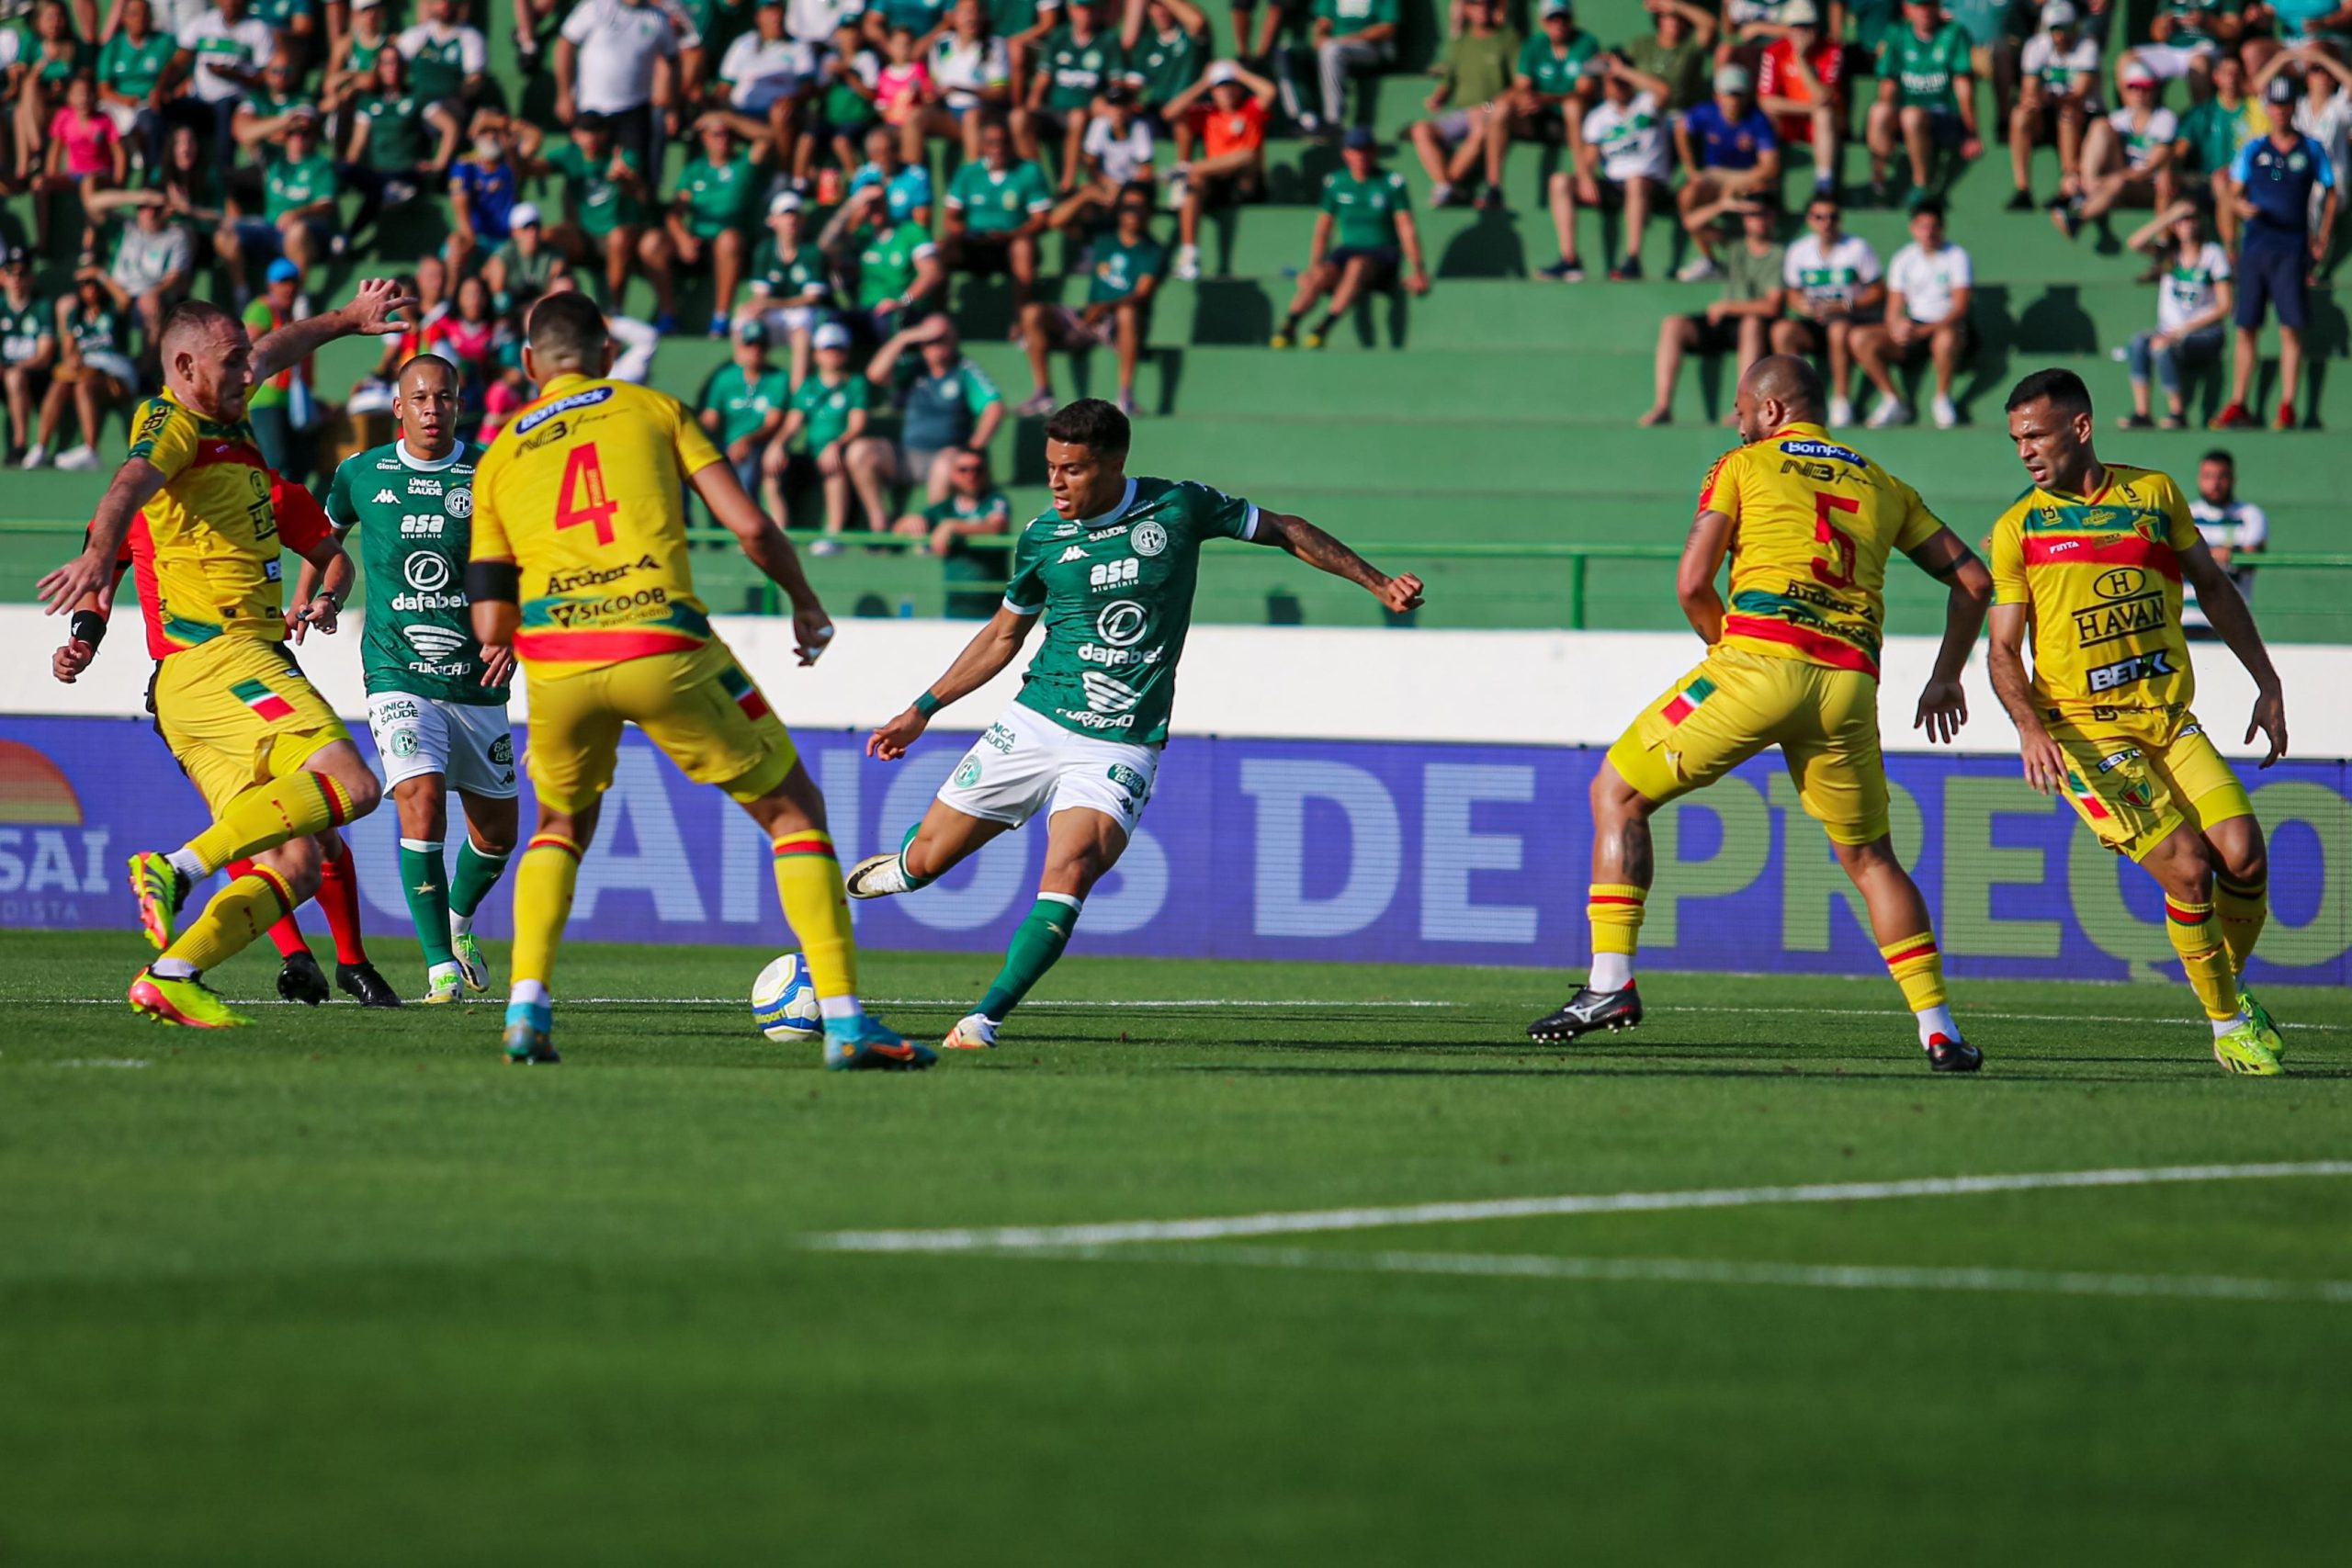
top-left (1695, 422), bottom-right (1945, 680)
top-left (469, 372), bottom-right (727, 676)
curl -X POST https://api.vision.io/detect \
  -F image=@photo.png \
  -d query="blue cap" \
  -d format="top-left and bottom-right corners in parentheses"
top-left (1341, 126), bottom-right (1377, 152)
top-left (266, 258), bottom-right (301, 285)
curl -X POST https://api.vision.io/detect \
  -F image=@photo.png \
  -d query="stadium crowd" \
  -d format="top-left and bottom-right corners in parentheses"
top-left (0, 0), bottom-right (2341, 496)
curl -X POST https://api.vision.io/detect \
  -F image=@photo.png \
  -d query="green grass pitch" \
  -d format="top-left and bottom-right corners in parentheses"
top-left (4, 929), bottom-right (2348, 1565)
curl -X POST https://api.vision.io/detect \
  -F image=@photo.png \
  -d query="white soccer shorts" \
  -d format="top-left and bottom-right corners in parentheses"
top-left (933, 703), bottom-right (1159, 839)
top-left (366, 691), bottom-right (520, 798)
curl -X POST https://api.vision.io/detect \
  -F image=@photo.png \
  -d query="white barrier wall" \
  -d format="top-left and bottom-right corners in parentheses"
top-left (7, 607), bottom-right (2348, 758)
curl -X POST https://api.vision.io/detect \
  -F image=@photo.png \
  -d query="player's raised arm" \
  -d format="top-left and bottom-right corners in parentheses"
top-left (2179, 539), bottom-right (2288, 766)
top-left (249, 276), bottom-right (420, 386)
top-left (685, 457), bottom-right (836, 668)
top-left (1248, 509), bottom-right (1425, 613)
top-left (1901, 525), bottom-right (1993, 745)
top-left (865, 606), bottom-right (1040, 761)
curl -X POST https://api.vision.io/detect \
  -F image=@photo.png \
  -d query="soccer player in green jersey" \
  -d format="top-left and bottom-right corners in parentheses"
top-left (852, 399), bottom-right (1424, 1051)
top-left (312, 355), bottom-right (520, 1003)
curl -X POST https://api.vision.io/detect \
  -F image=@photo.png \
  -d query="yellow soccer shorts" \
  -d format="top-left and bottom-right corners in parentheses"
top-left (1608, 645), bottom-right (1890, 845)
top-left (2045, 705), bottom-right (2252, 862)
top-left (153, 637), bottom-right (352, 815)
top-left (525, 639), bottom-right (797, 814)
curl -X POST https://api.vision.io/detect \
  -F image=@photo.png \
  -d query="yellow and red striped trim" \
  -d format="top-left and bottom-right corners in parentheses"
top-left (1882, 939), bottom-right (1939, 969)
top-left (527, 834), bottom-right (583, 863)
top-left (246, 863), bottom-right (296, 919)
top-left (2165, 900), bottom-right (2212, 927)
top-left (772, 833), bottom-right (836, 861)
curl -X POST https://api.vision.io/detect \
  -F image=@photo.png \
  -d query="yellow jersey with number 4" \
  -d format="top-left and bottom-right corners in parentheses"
top-left (469, 372), bottom-right (727, 677)
top-left (1695, 422), bottom-right (1944, 680)
top-left (1986, 463), bottom-right (2200, 715)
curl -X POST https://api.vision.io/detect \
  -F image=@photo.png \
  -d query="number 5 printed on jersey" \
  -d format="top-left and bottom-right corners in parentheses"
top-left (557, 443), bottom-right (621, 546)
top-left (1812, 491), bottom-right (1860, 590)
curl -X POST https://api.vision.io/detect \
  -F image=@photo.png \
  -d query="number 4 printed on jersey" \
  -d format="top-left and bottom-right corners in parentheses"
top-left (557, 443), bottom-right (620, 547)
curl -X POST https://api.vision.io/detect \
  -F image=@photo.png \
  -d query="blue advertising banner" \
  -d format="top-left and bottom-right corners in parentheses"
top-left (3, 715), bottom-right (2346, 985)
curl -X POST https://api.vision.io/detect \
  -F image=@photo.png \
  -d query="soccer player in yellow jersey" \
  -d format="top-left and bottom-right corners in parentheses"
top-left (34, 281), bottom-right (417, 1029)
top-left (466, 292), bottom-right (925, 1069)
top-left (1529, 356), bottom-right (1995, 1072)
top-left (1990, 368), bottom-right (2290, 1076)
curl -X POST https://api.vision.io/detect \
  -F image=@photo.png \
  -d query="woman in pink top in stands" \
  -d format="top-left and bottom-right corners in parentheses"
top-left (40, 74), bottom-right (127, 261)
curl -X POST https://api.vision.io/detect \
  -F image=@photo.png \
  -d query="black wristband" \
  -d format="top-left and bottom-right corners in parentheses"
top-left (466, 560), bottom-right (521, 604)
top-left (70, 610), bottom-right (107, 649)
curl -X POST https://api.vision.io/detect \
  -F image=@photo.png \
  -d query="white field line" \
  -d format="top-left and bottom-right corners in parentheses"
top-left (969, 1243), bottom-right (2352, 1306)
top-left (804, 1161), bottom-right (2352, 1255)
top-left (21, 996), bottom-right (2346, 1031)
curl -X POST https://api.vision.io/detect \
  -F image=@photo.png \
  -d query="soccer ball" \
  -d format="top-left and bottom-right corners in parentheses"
top-left (751, 953), bottom-right (822, 1042)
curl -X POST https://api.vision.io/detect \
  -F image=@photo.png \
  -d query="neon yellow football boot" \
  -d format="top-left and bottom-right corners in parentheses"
top-left (2211, 1020), bottom-right (2283, 1077)
top-left (129, 969), bottom-right (253, 1029)
top-left (2239, 987), bottom-right (2285, 1060)
top-left (126, 851), bottom-right (191, 951)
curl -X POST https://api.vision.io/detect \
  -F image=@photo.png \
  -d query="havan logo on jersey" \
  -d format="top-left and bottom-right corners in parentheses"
top-left (2073, 592), bottom-right (2166, 647)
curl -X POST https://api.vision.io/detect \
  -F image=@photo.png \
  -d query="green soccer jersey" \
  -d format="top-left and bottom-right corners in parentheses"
top-left (1875, 22), bottom-right (1973, 113)
top-left (1132, 25), bottom-right (1203, 107)
top-left (2159, 0), bottom-right (2241, 46)
top-left (246, 0), bottom-right (317, 30)
top-left (405, 30), bottom-right (475, 102)
top-left (2179, 96), bottom-right (2266, 173)
top-left (1040, 28), bottom-right (1124, 111)
top-left (265, 153), bottom-right (337, 220)
top-left (822, 51), bottom-right (878, 125)
top-left (701, 360), bottom-right (790, 447)
top-left (1313, 0), bottom-right (1397, 39)
top-left (1086, 235), bottom-right (1165, 304)
top-left (98, 29), bottom-right (176, 101)
top-left (679, 152), bottom-right (761, 239)
top-left (1515, 29), bottom-right (1598, 96)
top-left (0, 294), bottom-right (51, 366)
top-left (357, 91), bottom-right (433, 172)
top-left (325, 439), bottom-right (508, 705)
top-left (790, 373), bottom-right (869, 454)
top-left (752, 237), bottom-right (832, 305)
top-left (548, 141), bottom-right (647, 235)
top-left (924, 489), bottom-right (1012, 529)
top-left (1319, 167), bottom-right (1409, 252)
top-left (1001, 476), bottom-right (1258, 744)
top-left (946, 158), bottom-right (1052, 233)
top-left (856, 221), bottom-right (935, 309)
top-left (245, 91), bottom-right (322, 165)
top-left (989, 0), bottom-right (1052, 35)
top-left (62, 302), bottom-right (126, 361)
top-left (490, 237), bottom-right (560, 299)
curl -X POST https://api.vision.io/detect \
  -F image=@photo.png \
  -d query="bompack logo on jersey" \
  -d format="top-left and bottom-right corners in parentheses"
top-left (515, 385), bottom-right (615, 434)
top-left (1779, 438), bottom-right (1868, 469)
top-left (2087, 649), bottom-right (2176, 692)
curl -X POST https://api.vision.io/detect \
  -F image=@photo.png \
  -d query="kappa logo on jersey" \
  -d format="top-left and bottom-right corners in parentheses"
top-left (1131, 521), bottom-right (1167, 557)
top-left (373, 488), bottom-right (400, 504)
top-left (1057, 545), bottom-right (1089, 563)
top-left (1080, 670), bottom-right (1141, 713)
top-left (1089, 558), bottom-right (1140, 591)
top-left (2086, 649), bottom-right (2177, 693)
top-left (1095, 600), bottom-right (1148, 647)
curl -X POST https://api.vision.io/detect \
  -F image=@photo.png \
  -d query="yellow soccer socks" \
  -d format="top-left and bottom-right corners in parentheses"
top-left (157, 863), bottom-right (297, 976)
top-left (1587, 884), bottom-right (1645, 992)
top-left (2215, 871), bottom-right (2267, 975)
top-left (1881, 931), bottom-right (1960, 1045)
top-left (773, 829), bottom-right (861, 1013)
top-left (2165, 895), bottom-right (2244, 1028)
top-left (508, 832), bottom-right (582, 996)
top-left (178, 773), bottom-right (355, 878)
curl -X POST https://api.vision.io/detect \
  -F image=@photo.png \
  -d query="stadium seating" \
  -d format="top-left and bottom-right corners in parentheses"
top-left (2, 0), bottom-right (2344, 638)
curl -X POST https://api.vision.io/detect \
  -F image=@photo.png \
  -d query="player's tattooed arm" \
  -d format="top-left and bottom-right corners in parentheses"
top-left (1985, 604), bottom-right (2069, 796)
top-left (1905, 527), bottom-right (1992, 746)
top-left (2180, 538), bottom-right (2289, 766)
top-left (1676, 509), bottom-right (1734, 644)
top-left (1250, 510), bottom-right (1425, 614)
top-left (866, 608), bottom-right (1038, 761)
top-left (37, 457), bottom-right (167, 615)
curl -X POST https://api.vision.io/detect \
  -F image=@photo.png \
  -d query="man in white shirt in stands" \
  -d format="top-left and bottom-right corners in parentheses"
top-left (172, 0), bottom-right (275, 159)
top-left (2184, 447), bottom-right (2266, 638)
top-left (1854, 197), bottom-right (1973, 428)
top-left (1545, 52), bottom-right (1674, 281)
top-left (1770, 189), bottom-right (1883, 425)
top-left (556, 0), bottom-right (699, 172)
top-left (2055, 54), bottom-right (2176, 238)
top-left (717, 0), bottom-right (820, 160)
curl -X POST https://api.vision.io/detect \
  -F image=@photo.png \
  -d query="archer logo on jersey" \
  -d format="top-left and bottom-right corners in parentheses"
top-left (1080, 670), bottom-right (1142, 713)
top-left (1057, 545), bottom-right (1089, 564)
top-left (1089, 558), bottom-right (1140, 591)
top-left (2086, 649), bottom-right (2176, 693)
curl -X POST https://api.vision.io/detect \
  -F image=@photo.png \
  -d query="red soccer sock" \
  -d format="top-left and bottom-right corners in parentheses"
top-left (316, 840), bottom-right (369, 964)
top-left (230, 857), bottom-right (311, 960)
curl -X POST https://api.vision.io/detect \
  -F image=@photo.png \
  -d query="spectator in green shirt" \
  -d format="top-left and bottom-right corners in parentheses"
top-left (1274, 126), bottom-right (1428, 348)
top-left (2172, 53), bottom-right (2271, 250)
top-left (526, 113), bottom-right (680, 332)
top-left (1121, 0), bottom-right (1207, 122)
top-left (770, 320), bottom-right (872, 545)
top-left (668, 115), bottom-right (767, 337)
top-left (1018, 0), bottom-right (1124, 180)
top-left (819, 181), bottom-right (947, 336)
top-left (1865, 0), bottom-right (1982, 205)
top-left (220, 115), bottom-right (335, 294)
top-left (1406, 0), bottom-right (1521, 209)
top-left (740, 189), bottom-right (833, 384)
top-left (482, 201), bottom-right (571, 313)
top-left (231, 50), bottom-right (321, 169)
top-left (943, 115), bottom-right (1053, 310)
top-left (1303, 0), bottom-right (1399, 133)
top-left (895, 445), bottom-right (1014, 618)
top-left (1623, 0), bottom-right (1715, 113)
top-left (343, 46), bottom-right (464, 247)
top-left (1025, 180), bottom-right (1163, 413)
top-left (1493, 0), bottom-right (1602, 187)
top-left (97, 0), bottom-right (176, 171)
top-left (699, 317), bottom-right (792, 495)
